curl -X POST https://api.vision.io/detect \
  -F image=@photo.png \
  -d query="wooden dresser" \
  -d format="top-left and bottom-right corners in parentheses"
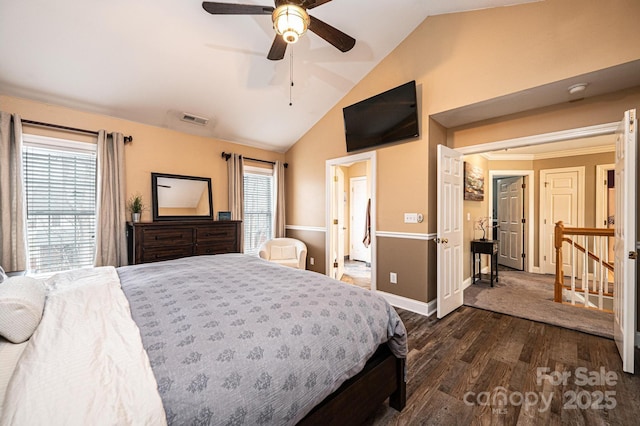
top-left (126, 220), bottom-right (241, 265)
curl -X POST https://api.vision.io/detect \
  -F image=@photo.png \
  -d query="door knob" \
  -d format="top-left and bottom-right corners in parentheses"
top-left (442, 238), bottom-right (448, 244)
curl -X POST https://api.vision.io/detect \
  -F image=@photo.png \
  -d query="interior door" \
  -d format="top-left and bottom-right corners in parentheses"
top-left (335, 167), bottom-right (345, 280)
top-left (540, 167), bottom-right (584, 275)
top-left (497, 176), bottom-right (524, 270)
top-left (350, 177), bottom-right (370, 263)
top-left (614, 109), bottom-right (636, 374)
top-left (437, 145), bottom-right (463, 319)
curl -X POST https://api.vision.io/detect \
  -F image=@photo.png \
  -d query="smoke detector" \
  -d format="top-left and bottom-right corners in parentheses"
top-left (568, 83), bottom-right (588, 95)
top-left (179, 113), bottom-right (209, 126)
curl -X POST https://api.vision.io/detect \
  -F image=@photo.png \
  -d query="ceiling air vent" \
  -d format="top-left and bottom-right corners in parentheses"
top-left (180, 113), bottom-right (209, 126)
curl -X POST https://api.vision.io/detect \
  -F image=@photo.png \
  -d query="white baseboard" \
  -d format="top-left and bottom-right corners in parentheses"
top-left (463, 276), bottom-right (473, 289)
top-left (376, 290), bottom-right (436, 317)
top-left (465, 266), bottom-right (490, 288)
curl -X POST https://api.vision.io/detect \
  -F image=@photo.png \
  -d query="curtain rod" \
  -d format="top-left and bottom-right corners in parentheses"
top-left (22, 119), bottom-right (133, 143)
top-left (221, 152), bottom-right (288, 168)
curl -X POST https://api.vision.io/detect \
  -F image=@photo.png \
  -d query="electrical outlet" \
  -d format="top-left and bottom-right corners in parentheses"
top-left (310, 257), bottom-right (315, 266)
top-left (390, 272), bottom-right (397, 284)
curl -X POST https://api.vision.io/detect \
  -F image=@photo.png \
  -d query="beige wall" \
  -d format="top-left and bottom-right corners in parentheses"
top-left (285, 0), bottom-right (640, 304)
top-left (461, 155), bottom-right (490, 280)
top-left (1, 95), bottom-right (285, 224)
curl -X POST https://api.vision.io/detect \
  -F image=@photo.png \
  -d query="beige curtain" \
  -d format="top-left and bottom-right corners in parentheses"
top-left (227, 153), bottom-right (244, 250)
top-left (94, 131), bottom-right (127, 267)
top-left (273, 161), bottom-right (286, 238)
top-left (0, 112), bottom-right (27, 272)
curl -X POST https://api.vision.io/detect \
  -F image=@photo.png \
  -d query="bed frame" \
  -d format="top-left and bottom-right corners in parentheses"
top-left (299, 344), bottom-right (406, 425)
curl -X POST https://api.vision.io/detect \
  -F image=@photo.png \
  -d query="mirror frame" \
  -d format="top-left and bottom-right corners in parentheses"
top-left (151, 172), bottom-right (213, 221)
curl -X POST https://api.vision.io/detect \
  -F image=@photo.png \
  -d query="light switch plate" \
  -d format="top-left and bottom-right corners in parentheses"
top-left (404, 213), bottom-right (418, 223)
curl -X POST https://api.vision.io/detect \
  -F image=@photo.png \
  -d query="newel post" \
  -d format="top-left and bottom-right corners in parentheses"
top-left (554, 221), bottom-right (564, 303)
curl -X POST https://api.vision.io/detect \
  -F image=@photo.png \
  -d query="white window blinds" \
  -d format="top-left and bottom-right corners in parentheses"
top-left (243, 168), bottom-right (273, 256)
top-left (22, 137), bottom-right (97, 273)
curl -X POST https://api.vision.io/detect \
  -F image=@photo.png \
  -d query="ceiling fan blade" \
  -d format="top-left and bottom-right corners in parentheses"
top-left (267, 35), bottom-right (287, 61)
top-left (202, 2), bottom-right (273, 15)
top-left (308, 15), bottom-right (355, 53)
top-left (301, 0), bottom-right (333, 10)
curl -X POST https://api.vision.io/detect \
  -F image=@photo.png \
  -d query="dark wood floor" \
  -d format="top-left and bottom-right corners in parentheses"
top-left (365, 306), bottom-right (640, 425)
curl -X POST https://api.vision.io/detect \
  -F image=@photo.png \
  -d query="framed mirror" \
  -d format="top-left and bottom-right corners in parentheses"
top-left (151, 172), bottom-right (213, 221)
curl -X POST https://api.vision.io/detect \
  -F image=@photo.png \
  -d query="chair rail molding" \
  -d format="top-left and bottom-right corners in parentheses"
top-left (376, 231), bottom-right (436, 240)
top-left (285, 225), bottom-right (326, 232)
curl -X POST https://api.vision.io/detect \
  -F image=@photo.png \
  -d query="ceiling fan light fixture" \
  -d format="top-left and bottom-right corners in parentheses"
top-left (272, 4), bottom-right (309, 44)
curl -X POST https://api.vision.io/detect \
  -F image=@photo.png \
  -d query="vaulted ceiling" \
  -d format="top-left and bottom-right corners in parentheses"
top-left (0, 0), bottom-right (537, 152)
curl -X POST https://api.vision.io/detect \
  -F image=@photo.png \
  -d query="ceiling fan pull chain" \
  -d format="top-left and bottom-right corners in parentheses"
top-left (289, 47), bottom-right (294, 106)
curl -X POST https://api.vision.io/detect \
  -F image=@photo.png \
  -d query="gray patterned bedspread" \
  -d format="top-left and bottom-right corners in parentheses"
top-left (117, 254), bottom-right (407, 425)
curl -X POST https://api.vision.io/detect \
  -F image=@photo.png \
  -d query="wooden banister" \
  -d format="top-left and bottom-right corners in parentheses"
top-left (554, 221), bottom-right (615, 306)
top-left (560, 226), bottom-right (614, 237)
top-left (561, 237), bottom-right (614, 271)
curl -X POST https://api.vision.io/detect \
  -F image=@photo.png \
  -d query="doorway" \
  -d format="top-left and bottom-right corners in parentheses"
top-left (440, 122), bottom-right (619, 316)
top-left (596, 164), bottom-right (616, 282)
top-left (326, 152), bottom-right (376, 291)
top-left (488, 170), bottom-right (535, 273)
top-left (495, 175), bottom-right (524, 270)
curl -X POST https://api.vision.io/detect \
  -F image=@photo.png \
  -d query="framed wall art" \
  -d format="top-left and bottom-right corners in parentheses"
top-left (464, 162), bottom-right (484, 201)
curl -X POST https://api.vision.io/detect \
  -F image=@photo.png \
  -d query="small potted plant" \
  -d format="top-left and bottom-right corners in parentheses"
top-left (127, 193), bottom-right (145, 223)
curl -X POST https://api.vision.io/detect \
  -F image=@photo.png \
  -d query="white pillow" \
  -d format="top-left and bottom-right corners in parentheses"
top-left (271, 245), bottom-right (297, 260)
top-left (0, 276), bottom-right (46, 343)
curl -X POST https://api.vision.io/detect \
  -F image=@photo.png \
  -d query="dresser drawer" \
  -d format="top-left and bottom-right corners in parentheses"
top-left (196, 224), bottom-right (237, 243)
top-left (195, 242), bottom-right (238, 256)
top-left (142, 245), bottom-right (194, 263)
top-left (142, 227), bottom-right (193, 247)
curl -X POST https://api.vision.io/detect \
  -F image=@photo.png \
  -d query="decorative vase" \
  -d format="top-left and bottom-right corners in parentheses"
top-left (132, 212), bottom-right (141, 223)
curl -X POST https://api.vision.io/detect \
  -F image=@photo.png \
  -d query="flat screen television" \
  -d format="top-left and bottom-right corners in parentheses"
top-left (343, 80), bottom-right (419, 152)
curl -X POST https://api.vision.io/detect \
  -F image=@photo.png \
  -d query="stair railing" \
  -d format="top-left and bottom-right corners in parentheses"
top-left (554, 221), bottom-right (614, 311)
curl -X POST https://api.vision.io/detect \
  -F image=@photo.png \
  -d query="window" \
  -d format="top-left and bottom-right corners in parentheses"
top-left (22, 135), bottom-right (97, 273)
top-left (243, 166), bottom-right (274, 256)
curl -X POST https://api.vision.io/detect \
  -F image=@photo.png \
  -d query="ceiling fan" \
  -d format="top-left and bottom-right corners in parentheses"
top-left (202, 1), bottom-right (356, 60)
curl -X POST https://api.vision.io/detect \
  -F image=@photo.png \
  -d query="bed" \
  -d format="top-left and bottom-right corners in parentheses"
top-left (0, 254), bottom-right (406, 425)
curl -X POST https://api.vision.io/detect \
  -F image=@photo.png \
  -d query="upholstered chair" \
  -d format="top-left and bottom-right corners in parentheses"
top-left (258, 238), bottom-right (307, 270)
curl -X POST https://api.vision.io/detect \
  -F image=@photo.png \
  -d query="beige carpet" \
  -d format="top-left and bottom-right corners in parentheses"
top-left (464, 269), bottom-right (614, 339)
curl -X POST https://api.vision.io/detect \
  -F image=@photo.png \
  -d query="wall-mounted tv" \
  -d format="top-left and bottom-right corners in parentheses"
top-left (343, 80), bottom-right (419, 152)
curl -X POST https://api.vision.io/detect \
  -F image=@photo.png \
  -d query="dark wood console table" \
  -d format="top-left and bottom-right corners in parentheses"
top-left (471, 239), bottom-right (499, 286)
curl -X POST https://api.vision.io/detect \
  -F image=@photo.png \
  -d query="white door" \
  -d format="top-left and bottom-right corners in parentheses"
top-left (437, 145), bottom-right (464, 319)
top-left (540, 167), bottom-right (585, 275)
top-left (334, 167), bottom-right (345, 280)
top-left (350, 177), bottom-right (371, 262)
top-left (614, 109), bottom-right (636, 374)
top-left (497, 176), bottom-right (524, 270)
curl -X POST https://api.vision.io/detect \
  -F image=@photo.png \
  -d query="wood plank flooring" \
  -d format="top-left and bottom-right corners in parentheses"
top-left (365, 306), bottom-right (640, 425)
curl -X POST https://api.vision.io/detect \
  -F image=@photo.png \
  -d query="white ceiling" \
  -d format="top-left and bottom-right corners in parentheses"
top-left (0, 0), bottom-right (536, 152)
